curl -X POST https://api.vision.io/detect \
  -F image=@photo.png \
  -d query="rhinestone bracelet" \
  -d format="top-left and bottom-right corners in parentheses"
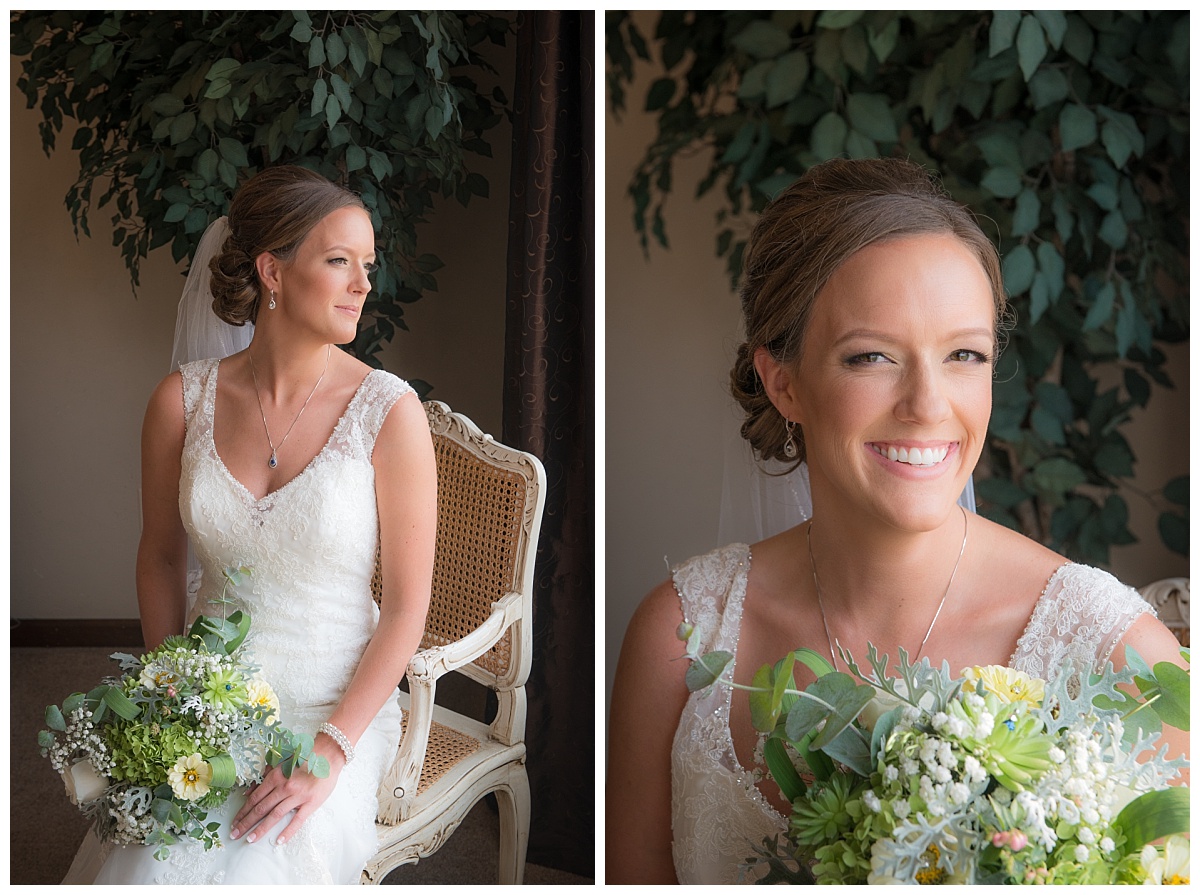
top-left (318, 721), bottom-right (355, 765)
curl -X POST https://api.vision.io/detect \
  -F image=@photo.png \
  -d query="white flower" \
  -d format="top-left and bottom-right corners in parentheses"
top-left (973, 712), bottom-right (995, 738)
top-left (63, 760), bottom-right (108, 805)
top-left (864, 790), bottom-right (882, 813)
top-left (1048, 746), bottom-right (1066, 764)
top-left (1078, 826), bottom-right (1096, 845)
top-left (167, 753), bottom-right (213, 801)
top-left (861, 686), bottom-right (907, 731)
top-left (884, 765), bottom-right (899, 783)
top-left (1141, 835), bottom-right (1189, 885)
top-left (948, 782), bottom-right (970, 806)
top-left (937, 741), bottom-right (955, 768)
top-left (932, 765), bottom-right (952, 784)
top-left (1100, 837), bottom-right (1115, 855)
top-left (894, 799), bottom-right (910, 819)
top-left (1074, 844), bottom-right (1089, 862)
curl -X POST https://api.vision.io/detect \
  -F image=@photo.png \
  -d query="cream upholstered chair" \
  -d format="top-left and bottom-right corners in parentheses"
top-left (362, 400), bottom-right (546, 884)
top-left (1139, 578), bottom-right (1190, 647)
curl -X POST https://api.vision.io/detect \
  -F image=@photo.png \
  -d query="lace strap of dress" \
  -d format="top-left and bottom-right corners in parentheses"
top-left (179, 358), bottom-right (219, 433)
top-left (1011, 563), bottom-right (1154, 683)
top-left (350, 370), bottom-right (413, 452)
top-left (672, 544), bottom-right (752, 653)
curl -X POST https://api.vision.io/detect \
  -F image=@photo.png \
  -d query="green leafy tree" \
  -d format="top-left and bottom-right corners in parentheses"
top-left (608, 10), bottom-right (1188, 564)
top-left (12, 10), bottom-right (510, 367)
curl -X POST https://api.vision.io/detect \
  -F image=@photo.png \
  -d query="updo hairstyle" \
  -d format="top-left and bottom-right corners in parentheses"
top-left (208, 165), bottom-right (366, 326)
top-left (730, 158), bottom-right (1006, 465)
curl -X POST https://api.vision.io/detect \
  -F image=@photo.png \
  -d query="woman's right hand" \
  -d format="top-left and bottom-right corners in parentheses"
top-left (606, 580), bottom-right (692, 884)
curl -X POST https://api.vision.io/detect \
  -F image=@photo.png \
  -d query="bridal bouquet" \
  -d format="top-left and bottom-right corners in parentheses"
top-left (680, 626), bottom-right (1189, 884)
top-left (38, 566), bottom-right (328, 860)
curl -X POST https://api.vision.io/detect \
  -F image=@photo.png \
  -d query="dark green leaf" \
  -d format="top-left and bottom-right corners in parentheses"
top-left (1012, 188), bottom-right (1041, 236)
top-left (1033, 11), bottom-right (1067, 49)
top-left (867, 19), bottom-right (900, 63)
top-left (765, 52), bottom-right (808, 109)
top-left (1098, 210), bottom-right (1126, 249)
top-left (1059, 103), bottom-right (1097, 152)
top-left (1002, 244), bottom-right (1035, 294)
top-left (981, 167), bottom-right (1022, 199)
top-left (1015, 15), bottom-right (1047, 80)
top-left (821, 723), bottom-right (872, 776)
top-left (846, 93), bottom-right (897, 142)
top-left (1063, 14), bottom-right (1094, 64)
top-left (975, 475), bottom-right (1031, 509)
top-left (164, 202), bottom-right (190, 223)
top-left (1123, 369), bottom-right (1149, 407)
top-left (989, 11), bottom-right (1021, 57)
top-left (1028, 457), bottom-right (1087, 500)
top-left (1082, 282), bottom-right (1115, 331)
top-left (1028, 68), bottom-right (1069, 109)
top-left (150, 93), bottom-right (185, 116)
top-left (810, 112), bottom-right (847, 159)
top-left (325, 31), bottom-right (347, 68)
top-left (205, 57), bottom-right (240, 81)
top-left (816, 10), bottom-right (864, 30)
top-left (1162, 476), bottom-right (1188, 507)
top-left (1158, 512), bottom-right (1188, 556)
top-left (732, 20), bottom-right (791, 59)
top-left (645, 78), bottom-right (675, 112)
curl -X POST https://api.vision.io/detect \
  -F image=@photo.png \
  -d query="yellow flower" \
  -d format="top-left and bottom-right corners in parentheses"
top-left (961, 665), bottom-right (1045, 708)
top-left (167, 753), bottom-right (213, 801)
top-left (1141, 836), bottom-right (1190, 885)
top-left (246, 679), bottom-right (280, 725)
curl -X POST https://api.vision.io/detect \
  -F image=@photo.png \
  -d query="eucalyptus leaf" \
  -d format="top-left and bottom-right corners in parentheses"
top-left (685, 650), bottom-right (732, 692)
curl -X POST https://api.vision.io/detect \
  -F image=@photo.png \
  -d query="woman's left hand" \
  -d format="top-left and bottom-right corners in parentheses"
top-left (230, 743), bottom-right (345, 846)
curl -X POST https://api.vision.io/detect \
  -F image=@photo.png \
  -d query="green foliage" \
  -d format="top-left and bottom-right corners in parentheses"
top-left (607, 10), bottom-right (1189, 564)
top-left (12, 10), bottom-right (510, 366)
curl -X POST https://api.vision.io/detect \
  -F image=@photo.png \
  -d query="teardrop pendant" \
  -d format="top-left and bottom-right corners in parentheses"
top-left (268, 453), bottom-right (278, 469)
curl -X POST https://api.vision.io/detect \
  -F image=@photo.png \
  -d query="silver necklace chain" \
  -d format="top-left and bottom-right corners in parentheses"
top-left (247, 344), bottom-right (331, 469)
top-left (806, 504), bottom-right (968, 670)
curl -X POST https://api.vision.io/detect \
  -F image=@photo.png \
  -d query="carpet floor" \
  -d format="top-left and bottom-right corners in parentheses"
top-left (12, 647), bottom-right (591, 885)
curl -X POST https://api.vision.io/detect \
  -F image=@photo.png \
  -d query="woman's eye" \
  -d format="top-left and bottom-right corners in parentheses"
top-left (846, 352), bottom-right (889, 366)
top-left (948, 349), bottom-right (991, 364)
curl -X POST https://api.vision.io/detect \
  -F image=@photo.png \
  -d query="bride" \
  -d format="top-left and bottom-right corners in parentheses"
top-left (65, 165), bottom-right (436, 884)
top-left (606, 158), bottom-right (1188, 884)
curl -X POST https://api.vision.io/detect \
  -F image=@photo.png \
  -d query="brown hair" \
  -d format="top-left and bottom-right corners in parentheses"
top-left (209, 165), bottom-right (366, 325)
top-left (730, 157), bottom-right (1007, 465)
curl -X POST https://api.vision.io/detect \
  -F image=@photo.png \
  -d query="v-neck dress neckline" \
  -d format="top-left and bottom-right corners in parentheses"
top-left (207, 357), bottom-right (374, 505)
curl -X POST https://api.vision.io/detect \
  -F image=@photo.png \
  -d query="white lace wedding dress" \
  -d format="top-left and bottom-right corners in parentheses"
top-left (64, 357), bottom-right (411, 884)
top-left (670, 543), bottom-right (1155, 885)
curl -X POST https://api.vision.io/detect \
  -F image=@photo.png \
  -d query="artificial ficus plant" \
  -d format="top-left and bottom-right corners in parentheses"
top-left (607, 10), bottom-right (1189, 564)
top-left (12, 10), bottom-right (510, 370)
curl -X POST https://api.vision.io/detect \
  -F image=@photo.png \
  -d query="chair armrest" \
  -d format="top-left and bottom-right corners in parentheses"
top-left (407, 591), bottom-right (524, 683)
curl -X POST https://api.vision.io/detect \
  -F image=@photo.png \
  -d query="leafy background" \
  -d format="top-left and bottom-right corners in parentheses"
top-left (12, 10), bottom-right (510, 372)
top-left (607, 10), bottom-right (1189, 567)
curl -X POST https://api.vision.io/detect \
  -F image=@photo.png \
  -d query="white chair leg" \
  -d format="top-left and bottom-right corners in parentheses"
top-left (495, 768), bottom-right (531, 885)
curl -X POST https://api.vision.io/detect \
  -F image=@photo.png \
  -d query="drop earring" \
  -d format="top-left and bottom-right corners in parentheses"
top-left (268, 290), bottom-right (276, 310)
top-left (783, 420), bottom-right (798, 459)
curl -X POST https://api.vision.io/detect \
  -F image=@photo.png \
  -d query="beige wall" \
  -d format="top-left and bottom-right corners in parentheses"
top-left (10, 46), bottom-right (512, 621)
top-left (603, 38), bottom-right (1189, 707)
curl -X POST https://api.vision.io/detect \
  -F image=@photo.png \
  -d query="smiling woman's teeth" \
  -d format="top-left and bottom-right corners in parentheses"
top-left (873, 444), bottom-right (949, 467)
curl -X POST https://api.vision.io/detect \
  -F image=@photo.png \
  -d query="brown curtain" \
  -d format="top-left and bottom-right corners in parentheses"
top-left (502, 11), bottom-right (594, 878)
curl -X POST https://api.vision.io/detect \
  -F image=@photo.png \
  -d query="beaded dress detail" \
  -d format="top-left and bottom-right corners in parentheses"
top-left (669, 543), bottom-right (1153, 885)
top-left (72, 357), bottom-right (411, 884)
